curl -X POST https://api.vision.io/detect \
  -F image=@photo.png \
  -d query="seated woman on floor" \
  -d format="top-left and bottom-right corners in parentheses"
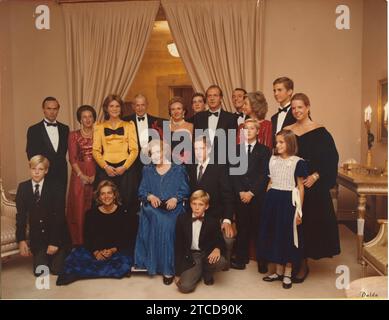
top-left (56, 180), bottom-right (132, 286)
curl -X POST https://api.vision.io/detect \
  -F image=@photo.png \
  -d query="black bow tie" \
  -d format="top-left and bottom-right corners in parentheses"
top-left (208, 111), bottom-right (219, 117)
top-left (104, 127), bottom-right (124, 136)
top-left (278, 106), bottom-right (290, 113)
top-left (192, 216), bottom-right (204, 222)
top-left (236, 112), bottom-right (244, 117)
top-left (44, 121), bottom-right (58, 127)
top-left (138, 116), bottom-right (145, 122)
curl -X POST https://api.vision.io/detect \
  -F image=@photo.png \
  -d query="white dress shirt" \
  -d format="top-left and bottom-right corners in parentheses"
top-left (235, 112), bottom-right (245, 126)
top-left (245, 140), bottom-right (257, 154)
top-left (207, 107), bottom-right (221, 143)
top-left (191, 217), bottom-right (203, 250)
top-left (276, 103), bottom-right (291, 134)
top-left (31, 179), bottom-right (44, 197)
top-left (44, 118), bottom-right (59, 152)
top-left (136, 113), bottom-right (149, 149)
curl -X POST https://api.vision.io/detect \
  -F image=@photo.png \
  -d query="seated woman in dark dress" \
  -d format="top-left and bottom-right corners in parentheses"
top-left (57, 180), bottom-right (132, 285)
top-left (284, 93), bottom-right (340, 283)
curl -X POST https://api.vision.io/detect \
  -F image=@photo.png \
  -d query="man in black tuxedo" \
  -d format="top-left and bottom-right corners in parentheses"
top-left (193, 85), bottom-right (238, 165)
top-left (26, 96), bottom-right (69, 194)
top-left (175, 190), bottom-right (227, 293)
top-left (186, 135), bottom-right (235, 268)
top-left (270, 77), bottom-right (296, 142)
top-left (230, 119), bottom-right (271, 272)
top-left (232, 88), bottom-right (247, 126)
top-left (16, 155), bottom-right (68, 276)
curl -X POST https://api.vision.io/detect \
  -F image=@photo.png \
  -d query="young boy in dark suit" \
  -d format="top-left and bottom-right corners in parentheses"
top-left (231, 119), bottom-right (271, 272)
top-left (16, 155), bottom-right (68, 276)
top-left (174, 190), bottom-right (227, 293)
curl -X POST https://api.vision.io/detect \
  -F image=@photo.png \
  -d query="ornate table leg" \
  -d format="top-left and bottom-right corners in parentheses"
top-left (357, 194), bottom-right (367, 263)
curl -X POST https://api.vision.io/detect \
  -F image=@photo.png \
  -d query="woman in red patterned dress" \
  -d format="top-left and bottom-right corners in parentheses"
top-left (67, 105), bottom-right (97, 246)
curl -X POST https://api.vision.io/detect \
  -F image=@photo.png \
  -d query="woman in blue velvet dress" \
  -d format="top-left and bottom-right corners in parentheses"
top-left (57, 180), bottom-right (132, 286)
top-left (134, 139), bottom-right (190, 285)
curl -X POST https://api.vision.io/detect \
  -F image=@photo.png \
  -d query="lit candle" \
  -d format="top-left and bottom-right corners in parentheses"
top-left (364, 105), bottom-right (372, 123)
top-left (384, 102), bottom-right (388, 122)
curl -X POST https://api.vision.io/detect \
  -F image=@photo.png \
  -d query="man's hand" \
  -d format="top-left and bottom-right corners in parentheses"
top-left (208, 248), bottom-right (221, 264)
top-left (221, 222), bottom-right (234, 238)
top-left (240, 191), bottom-right (253, 204)
top-left (19, 241), bottom-right (30, 257)
top-left (296, 216), bottom-right (302, 226)
top-left (47, 245), bottom-right (59, 255)
top-left (303, 175), bottom-right (318, 188)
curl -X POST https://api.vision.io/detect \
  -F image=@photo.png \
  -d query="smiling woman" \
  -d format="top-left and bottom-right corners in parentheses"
top-left (57, 180), bottom-right (133, 286)
top-left (92, 94), bottom-right (139, 209)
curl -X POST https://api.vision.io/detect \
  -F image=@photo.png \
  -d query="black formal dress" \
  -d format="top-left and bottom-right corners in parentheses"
top-left (231, 142), bottom-right (271, 264)
top-left (16, 179), bottom-right (69, 275)
top-left (26, 120), bottom-right (69, 193)
top-left (296, 127), bottom-right (340, 259)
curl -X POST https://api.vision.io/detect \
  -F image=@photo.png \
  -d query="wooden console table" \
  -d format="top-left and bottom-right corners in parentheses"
top-left (336, 169), bottom-right (388, 263)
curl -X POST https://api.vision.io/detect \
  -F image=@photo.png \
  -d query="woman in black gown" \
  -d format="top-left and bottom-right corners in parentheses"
top-left (284, 93), bottom-right (340, 282)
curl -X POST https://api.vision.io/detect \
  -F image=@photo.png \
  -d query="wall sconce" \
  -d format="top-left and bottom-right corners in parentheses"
top-left (167, 42), bottom-right (180, 58)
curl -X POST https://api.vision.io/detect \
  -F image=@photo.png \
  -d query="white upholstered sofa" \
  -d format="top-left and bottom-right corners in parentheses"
top-left (1, 179), bottom-right (19, 258)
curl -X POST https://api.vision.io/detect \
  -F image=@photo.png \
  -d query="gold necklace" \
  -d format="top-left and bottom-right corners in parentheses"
top-left (81, 127), bottom-right (93, 138)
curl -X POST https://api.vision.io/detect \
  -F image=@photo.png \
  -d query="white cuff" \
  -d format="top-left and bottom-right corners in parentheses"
top-left (222, 219), bottom-right (231, 225)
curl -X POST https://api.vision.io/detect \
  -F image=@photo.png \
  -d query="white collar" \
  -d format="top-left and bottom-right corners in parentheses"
top-left (31, 178), bottom-right (44, 187)
top-left (198, 157), bottom-right (210, 168)
top-left (44, 118), bottom-right (57, 124)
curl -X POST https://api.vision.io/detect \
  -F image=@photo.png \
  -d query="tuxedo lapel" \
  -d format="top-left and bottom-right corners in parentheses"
top-left (216, 110), bottom-right (227, 130)
top-left (57, 123), bottom-right (67, 155)
top-left (40, 121), bottom-right (56, 154)
top-left (185, 213), bottom-right (193, 247)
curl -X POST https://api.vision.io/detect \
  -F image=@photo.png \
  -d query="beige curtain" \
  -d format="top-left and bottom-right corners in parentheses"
top-left (62, 1), bottom-right (159, 126)
top-left (161, 0), bottom-right (264, 112)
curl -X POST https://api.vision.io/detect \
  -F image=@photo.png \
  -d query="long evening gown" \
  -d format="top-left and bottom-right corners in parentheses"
top-left (134, 164), bottom-right (190, 276)
top-left (57, 206), bottom-right (133, 285)
top-left (67, 130), bottom-right (96, 245)
top-left (296, 127), bottom-right (341, 259)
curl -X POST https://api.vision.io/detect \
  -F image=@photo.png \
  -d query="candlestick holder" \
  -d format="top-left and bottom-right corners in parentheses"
top-left (364, 120), bottom-right (374, 167)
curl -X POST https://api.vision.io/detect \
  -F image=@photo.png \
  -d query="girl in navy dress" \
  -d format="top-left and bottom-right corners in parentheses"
top-left (257, 130), bottom-right (308, 289)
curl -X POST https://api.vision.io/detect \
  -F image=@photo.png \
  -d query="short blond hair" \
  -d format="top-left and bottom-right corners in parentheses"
top-left (29, 155), bottom-right (50, 170)
top-left (190, 190), bottom-right (210, 205)
top-left (244, 118), bottom-right (260, 130)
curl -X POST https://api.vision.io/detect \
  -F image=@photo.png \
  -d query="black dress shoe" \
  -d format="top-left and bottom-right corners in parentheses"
top-left (262, 273), bottom-right (283, 282)
top-left (203, 276), bottom-right (214, 286)
top-left (230, 261), bottom-right (246, 270)
top-left (282, 276), bottom-right (292, 289)
top-left (163, 276), bottom-right (174, 285)
top-left (257, 262), bottom-right (268, 274)
top-left (292, 267), bottom-right (309, 283)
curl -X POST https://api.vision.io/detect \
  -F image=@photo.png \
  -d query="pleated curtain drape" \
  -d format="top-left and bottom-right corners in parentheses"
top-left (161, 0), bottom-right (264, 112)
top-left (62, 1), bottom-right (160, 126)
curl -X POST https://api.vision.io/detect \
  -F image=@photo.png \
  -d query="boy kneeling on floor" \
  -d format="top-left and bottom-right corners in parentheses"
top-left (174, 190), bottom-right (227, 293)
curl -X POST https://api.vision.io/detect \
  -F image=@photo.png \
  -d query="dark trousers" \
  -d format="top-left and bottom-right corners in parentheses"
top-left (234, 197), bottom-right (262, 264)
top-left (33, 247), bottom-right (67, 277)
top-left (177, 251), bottom-right (227, 293)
